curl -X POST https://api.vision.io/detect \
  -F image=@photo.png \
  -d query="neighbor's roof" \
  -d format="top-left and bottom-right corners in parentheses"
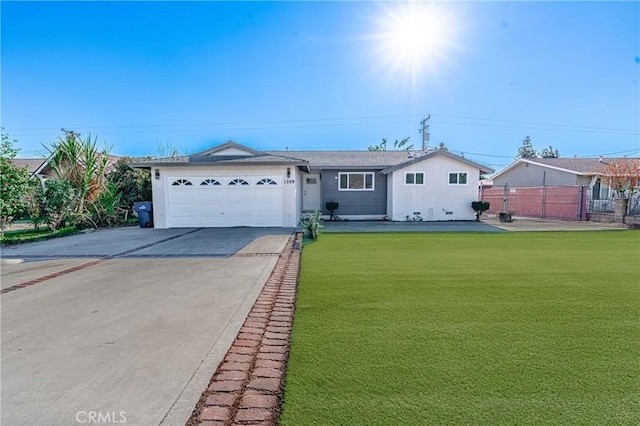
top-left (526, 158), bottom-right (631, 174)
top-left (11, 158), bottom-right (46, 174)
top-left (33, 153), bottom-right (121, 176)
top-left (492, 157), bottom-right (639, 180)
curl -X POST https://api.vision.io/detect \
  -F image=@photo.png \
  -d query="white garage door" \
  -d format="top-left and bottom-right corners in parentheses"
top-left (167, 176), bottom-right (283, 227)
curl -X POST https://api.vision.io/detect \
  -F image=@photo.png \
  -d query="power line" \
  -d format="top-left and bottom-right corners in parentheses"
top-left (430, 119), bottom-right (637, 135)
top-left (580, 148), bottom-right (640, 158)
top-left (448, 150), bottom-right (513, 159)
top-left (5, 112), bottom-right (637, 136)
top-left (431, 114), bottom-right (638, 133)
top-left (5, 114), bottom-right (425, 132)
top-left (6, 118), bottom-right (421, 137)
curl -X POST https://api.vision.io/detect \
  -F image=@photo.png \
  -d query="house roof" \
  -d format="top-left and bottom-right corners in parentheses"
top-left (130, 141), bottom-right (309, 168)
top-left (380, 149), bottom-right (494, 175)
top-left (267, 150), bottom-right (422, 169)
top-left (11, 158), bottom-right (47, 174)
top-left (491, 157), bottom-right (639, 180)
top-left (130, 142), bottom-right (494, 173)
top-left (195, 141), bottom-right (264, 157)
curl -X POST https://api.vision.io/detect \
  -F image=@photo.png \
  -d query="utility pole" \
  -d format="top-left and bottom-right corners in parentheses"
top-left (419, 115), bottom-right (430, 151)
top-left (61, 128), bottom-right (81, 139)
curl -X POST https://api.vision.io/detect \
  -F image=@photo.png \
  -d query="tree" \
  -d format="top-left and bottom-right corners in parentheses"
top-left (603, 158), bottom-right (640, 198)
top-left (45, 130), bottom-right (111, 225)
top-left (25, 181), bottom-right (46, 229)
top-left (515, 136), bottom-right (537, 159)
top-left (107, 157), bottom-right (152, 213)
top-left (437, 142), bottom-right (448, 151)
top-left (154, 139), bottom-right (192, 158)
top-left (88, 182), bottom-right (125, 228)
top-left (540, 146), bottom-right (560, 158)
top-left (368, 137), bottom-right (413, 151)
top-left (0, 130), bottom-right (31, 236)
top-left (471, 201), bottom-right (490, 221)
top-left (40, 180), bottom-right (78, 230)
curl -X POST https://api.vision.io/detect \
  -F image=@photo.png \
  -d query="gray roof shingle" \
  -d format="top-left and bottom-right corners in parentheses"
top-left (267, 150), bottom-right (421, 168)
top-left (525, 157), bottom-right (638, 175)
top-left (129, 143), bottom-right (494, 173)
top-left (11, 158), bottom-right (46, 174)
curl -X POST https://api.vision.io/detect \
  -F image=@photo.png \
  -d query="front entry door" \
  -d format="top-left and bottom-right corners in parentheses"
top-left (302, 174), bottom-right (321, 212)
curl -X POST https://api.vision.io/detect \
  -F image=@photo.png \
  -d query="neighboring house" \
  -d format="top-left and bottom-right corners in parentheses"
top-left (131, 141), bottom-right (493, 228)
top-left (481, 157), bottom-right (640, 221)
top-left (12, 155), bottom-right (120, 185)
top-left (489, 157), bottom-right (637, 199)
top-left (11, 158), bottom-right (49, 183)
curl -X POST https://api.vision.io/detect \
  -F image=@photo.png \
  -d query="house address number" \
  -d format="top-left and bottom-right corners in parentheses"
top-left (284, 179), bottom-right (295, 184)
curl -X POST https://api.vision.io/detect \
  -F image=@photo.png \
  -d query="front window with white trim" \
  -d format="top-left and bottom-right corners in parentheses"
top-left (339, 172), bottom-right (374, 191)
top-left (449, 172), bottom-right (468, 185)
top-left (405, 172), bottom-right (425, 185)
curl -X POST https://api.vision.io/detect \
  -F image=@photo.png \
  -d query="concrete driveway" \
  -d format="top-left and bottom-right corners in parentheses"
top-left (1, 227), bottom-right (293, 426)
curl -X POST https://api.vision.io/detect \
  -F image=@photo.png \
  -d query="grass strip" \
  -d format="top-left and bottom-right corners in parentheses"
top-left (1, 226), bottom-right (78, 245)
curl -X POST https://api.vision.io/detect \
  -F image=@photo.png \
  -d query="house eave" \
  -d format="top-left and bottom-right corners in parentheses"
top-left (129, 160), bottom-right (309, 168)
top-left (381, 150), bottom-right (494, 175)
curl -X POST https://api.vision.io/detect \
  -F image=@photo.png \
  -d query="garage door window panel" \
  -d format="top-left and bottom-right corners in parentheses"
top-left (257, 178), bottom-right (278, 186)
top-left (172, 179), bottom-right (193, 186)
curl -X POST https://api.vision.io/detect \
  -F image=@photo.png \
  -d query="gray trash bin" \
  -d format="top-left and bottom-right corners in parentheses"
top-left (133, 202), bottom-right (153, 228)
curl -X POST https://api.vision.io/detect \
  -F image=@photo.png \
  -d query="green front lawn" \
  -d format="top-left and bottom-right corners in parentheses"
top-left (281, 232), bottom-right (639, 425)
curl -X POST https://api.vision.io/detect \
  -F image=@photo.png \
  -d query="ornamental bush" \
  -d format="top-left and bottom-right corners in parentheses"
top-left (0, 131), bottom-right (31, 236)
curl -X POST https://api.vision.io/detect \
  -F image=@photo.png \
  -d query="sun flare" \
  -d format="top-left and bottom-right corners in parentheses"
top-left (375, 2), bottom-right (460, 80)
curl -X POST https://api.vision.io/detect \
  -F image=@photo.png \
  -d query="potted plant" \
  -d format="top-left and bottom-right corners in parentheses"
top-left (299, 210), bottom-right (324, 239)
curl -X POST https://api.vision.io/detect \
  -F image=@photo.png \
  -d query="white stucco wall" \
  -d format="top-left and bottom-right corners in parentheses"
top-left (389, 156), bottom-right (481, 221)
top-left (151, 165), bottom-right (300, 228)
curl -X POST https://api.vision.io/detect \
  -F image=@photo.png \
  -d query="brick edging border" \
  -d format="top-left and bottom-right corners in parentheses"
top-left (187, 232), bottom-right (302, 426)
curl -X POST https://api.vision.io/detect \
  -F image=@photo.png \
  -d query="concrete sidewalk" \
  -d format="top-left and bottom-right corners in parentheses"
top-left (322, 220), bottom-right (505, 233)
top-left (321, 218), bottom-right (629, 233)
top-left (483, 216), bottom-right (628, 231)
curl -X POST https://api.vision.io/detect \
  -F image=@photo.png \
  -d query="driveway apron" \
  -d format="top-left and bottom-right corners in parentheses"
top-left (1, 227), bottom-right (293, 426)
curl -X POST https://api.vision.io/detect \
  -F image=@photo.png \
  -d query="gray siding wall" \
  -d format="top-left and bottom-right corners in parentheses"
top-left (319, 169), bottom-right (387, 215)
top-left (493, 163), bottom-right (582, 187)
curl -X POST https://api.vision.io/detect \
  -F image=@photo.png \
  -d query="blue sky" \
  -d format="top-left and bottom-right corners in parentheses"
top-left (2, 1), bottom-right (639, 170)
